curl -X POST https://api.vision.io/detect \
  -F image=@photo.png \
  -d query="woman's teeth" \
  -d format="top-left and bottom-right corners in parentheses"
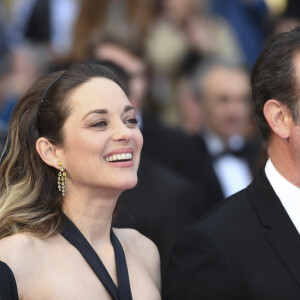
top-left (105, 153), bottom-right (132, 162)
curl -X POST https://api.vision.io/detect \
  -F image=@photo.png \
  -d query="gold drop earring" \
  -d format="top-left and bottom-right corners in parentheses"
top-left (57, 161), bottom-right (68, 196)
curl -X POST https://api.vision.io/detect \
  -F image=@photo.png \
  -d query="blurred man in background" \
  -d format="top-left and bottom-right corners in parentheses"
top-left (193, 59), bottom-right (263, 198)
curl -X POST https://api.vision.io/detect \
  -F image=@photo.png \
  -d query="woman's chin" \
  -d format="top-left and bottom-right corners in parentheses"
top-left (120, 177), bottom-right (138, 191)
top-left (111, 176), bottom-right (138, 192)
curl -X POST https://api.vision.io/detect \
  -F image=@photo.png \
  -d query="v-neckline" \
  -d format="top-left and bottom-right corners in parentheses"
top-left (61, 214), bottom-right (132, 300)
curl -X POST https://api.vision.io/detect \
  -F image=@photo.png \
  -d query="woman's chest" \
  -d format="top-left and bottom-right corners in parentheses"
top-left (20, 256), bottom-right (113, 300)
top-left (20, 268), bottom-right (160, 300)
top-left (17, 237), bottom-right (160, 300)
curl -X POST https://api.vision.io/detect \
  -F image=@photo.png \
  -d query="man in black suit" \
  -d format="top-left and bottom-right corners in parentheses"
top-left (190, 58), bottom-right (263, 198)
top-left (163, 26), bottom-right (300, 299)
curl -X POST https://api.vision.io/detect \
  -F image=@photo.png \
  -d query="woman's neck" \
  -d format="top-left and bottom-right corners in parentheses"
top-left (62, 188), bottom-right (120, 250)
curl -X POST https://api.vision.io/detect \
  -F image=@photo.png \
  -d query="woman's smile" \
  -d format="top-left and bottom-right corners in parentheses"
top-left (104, 147), bottom-right (134, 168)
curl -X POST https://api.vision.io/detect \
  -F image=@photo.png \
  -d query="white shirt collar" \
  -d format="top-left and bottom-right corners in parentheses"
top-left (265, 159), bottom-right (300, 234)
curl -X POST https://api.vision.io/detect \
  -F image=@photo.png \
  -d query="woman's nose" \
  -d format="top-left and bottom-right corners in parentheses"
top-left (111, 122), bottom-right (133, 142)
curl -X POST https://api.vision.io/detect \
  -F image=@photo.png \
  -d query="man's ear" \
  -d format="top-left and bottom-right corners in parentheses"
top-left (263, 99), bottom-right (292, 139)
top-left (36, 137), bottom-right (61, 170)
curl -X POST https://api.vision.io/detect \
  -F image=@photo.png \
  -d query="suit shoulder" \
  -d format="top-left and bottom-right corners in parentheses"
top-left (196, 187), bottom-right (255, 232)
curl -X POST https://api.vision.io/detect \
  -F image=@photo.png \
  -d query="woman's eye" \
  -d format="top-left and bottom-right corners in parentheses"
top-left (124, 118), bottom-right (138, 127)
top-left (91, 121), bottom-right (108, 128)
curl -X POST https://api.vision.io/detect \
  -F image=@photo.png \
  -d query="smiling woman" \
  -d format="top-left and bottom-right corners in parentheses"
top-left (0, 64), bottom-right (161, 300)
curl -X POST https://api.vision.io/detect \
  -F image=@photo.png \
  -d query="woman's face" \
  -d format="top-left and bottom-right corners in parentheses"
top-left (59, 77), bottom-right (143, 195)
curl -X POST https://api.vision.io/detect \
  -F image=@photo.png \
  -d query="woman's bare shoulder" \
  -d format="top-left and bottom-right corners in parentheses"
top-left (114, 228), bottom-right (159, 257)
top-left (113, 228), bottom-right (161, 288)
top-left (0, 233), bottom-right (41, 275)
top-left (0, 233), bottom-right (36, 257)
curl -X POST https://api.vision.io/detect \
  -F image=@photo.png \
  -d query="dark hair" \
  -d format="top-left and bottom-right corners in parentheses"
top-left (251, 26), bottom-right (300, 141)
top-left (0, 63), bottom-right (126, 238)
top-left (89, 59), bottom-right (130, 96)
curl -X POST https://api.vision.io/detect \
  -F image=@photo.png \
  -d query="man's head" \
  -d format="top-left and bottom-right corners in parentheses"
top-left (194, 59), bottom-right (251, 140)
top-left (92, 39), bottom-right (148, 114)
top-left (251, 27), bottom-right (300, 142)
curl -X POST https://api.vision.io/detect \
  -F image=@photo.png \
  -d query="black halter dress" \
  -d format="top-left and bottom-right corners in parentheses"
top-left (61, 215), bottom-right (133, 300)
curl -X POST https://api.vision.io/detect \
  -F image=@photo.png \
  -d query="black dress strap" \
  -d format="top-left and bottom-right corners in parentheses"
top-left (61, 215), bottom-right (132, 300)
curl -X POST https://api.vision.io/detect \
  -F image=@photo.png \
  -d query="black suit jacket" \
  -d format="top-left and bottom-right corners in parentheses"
top-left (163, 167), bottom-right (300, 299)
top-left (142, 115), bottom-right (224, 210)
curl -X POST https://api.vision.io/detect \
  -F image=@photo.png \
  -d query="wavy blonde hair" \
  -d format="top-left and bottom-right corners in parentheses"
top-left (0, 64), bottom-right (126, 239)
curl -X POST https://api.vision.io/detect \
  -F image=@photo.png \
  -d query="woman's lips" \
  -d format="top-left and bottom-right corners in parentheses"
top-left (103, 148), bottom-right (134, 168)
top-left (105, 152), bottom-right (132, 162)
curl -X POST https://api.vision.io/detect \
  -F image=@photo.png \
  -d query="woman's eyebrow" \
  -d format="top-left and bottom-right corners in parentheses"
top-left (82, 109), bottom-right (108, 120)
top-left (82, 105), bottom-right (135, 121)
top-left (124, 105), bottom-right (135, 113)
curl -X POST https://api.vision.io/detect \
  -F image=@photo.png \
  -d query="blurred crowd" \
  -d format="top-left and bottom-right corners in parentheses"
top-left (1, 0), bottom-right (300, 276)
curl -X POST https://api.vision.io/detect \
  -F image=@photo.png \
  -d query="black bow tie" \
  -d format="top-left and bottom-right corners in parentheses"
top-left (212, 148), bottom-right (245, 160)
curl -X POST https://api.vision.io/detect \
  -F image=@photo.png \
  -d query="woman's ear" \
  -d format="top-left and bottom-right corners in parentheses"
top-left (263, 99), bottom-right (292, 139)
top-left (36, 137), bottom-right (61, 170)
